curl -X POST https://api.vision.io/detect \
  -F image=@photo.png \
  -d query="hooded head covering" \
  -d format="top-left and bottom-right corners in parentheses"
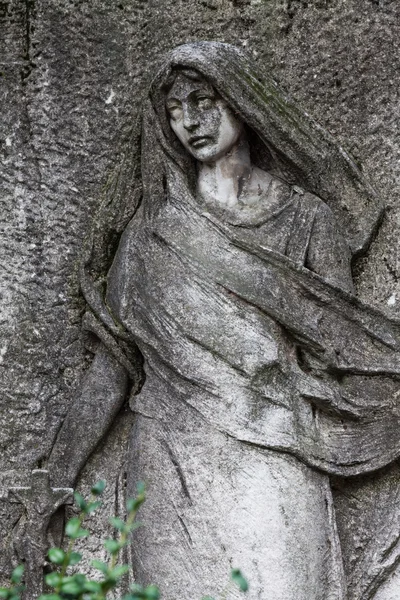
top-left (145, 42), bottom-right (382, 254)
top-left (81, 41), bottom-right (383, 337)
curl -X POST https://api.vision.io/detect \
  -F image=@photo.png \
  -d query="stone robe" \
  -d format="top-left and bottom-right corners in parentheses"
top-left (104, 175), bottom-right (400, 599)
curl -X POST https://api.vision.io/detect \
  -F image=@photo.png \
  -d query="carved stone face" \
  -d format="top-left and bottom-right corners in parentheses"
top-left (166, 71), bottom-right (243, 163)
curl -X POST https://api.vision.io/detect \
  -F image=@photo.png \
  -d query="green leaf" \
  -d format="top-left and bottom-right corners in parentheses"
top-left (74, 492), bottom-right (87, 512)
top-left (69, 552), bottom-right (82, 566)
top-left (0, 589), bottom-right (10, 599)
top-left (126, 497), bottom-right (145, 513)
top-left (109, 516), bottom-right (127, 531)
top-left (74, 574), bottom-right (86, 586)
top-left (144, 584), bottom-right (160, 600)
top-left (123, 583), bottom-right (159, 600)
top-left (126, 483), bottom-right (146, 513)
top-left (110, 565), bottom-right (130, 578)
top-left (45, 572), bottom-right (62, 588)
top-left (126, 498), bottom-right (136, 513)
top-left (136, 481), bottom-right (146, 495)
top-left (65, 517), bottom-right (89, 539)
top-left (83, 581), bottom-right (102, 593)
top-left (65, 517), bottom-right (80, 536)
top-left (59, 575), bottom-right (86, 593)
top-left (60, 581), bottom-right (83, 595)
top-left (124, 582), bottom-right (159, 600)
top-left (48, 548), bottom-right (65, 565)
top-left (9, 587), bottom-right (24, 599)
top-left (231, 569), bottom-right (249, 593)
top-left (10, 566), bottom-right (24, 584)
top-left (128, 583), bottom-right (146, 598)
top-left (118, 520), bottom-right (143, 535)
top-left (91, 480), bottom-right (106, 496)
top-left (201, 597), bottom-right (216, 600)
top-left (37, 595), bottom-right (62, 600)
top-left (86, 500), bottom-right (102, 514)
top-left (104, 539), bottom-right (121, 554)
top-left (91, 560), bottom-right (109, 575)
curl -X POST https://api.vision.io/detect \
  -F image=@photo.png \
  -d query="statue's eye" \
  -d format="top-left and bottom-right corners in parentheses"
top-left (167, 104), bottom-right (183, 120)
top-left (197, 96), bottom-right (214, 110)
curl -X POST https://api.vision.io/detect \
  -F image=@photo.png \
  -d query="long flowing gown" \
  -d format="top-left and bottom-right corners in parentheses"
top-left (106, 176), bottom-right (358, 599)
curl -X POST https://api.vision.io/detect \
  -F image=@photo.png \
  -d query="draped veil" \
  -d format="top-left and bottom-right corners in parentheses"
top-left (81, 41), bottom-right (383, 303)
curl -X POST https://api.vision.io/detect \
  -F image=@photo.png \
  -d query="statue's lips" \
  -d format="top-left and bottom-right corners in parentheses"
top-left (189, 136), bottom-right (213, 148)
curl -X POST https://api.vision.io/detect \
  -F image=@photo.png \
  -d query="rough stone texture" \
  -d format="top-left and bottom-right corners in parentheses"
top-left (9, 470), bottom-right (73, 598)
top-left (2, 0), bottom-right (400, 597)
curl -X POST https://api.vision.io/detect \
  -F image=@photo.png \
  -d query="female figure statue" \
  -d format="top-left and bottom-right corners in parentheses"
top-left (47, 42), bottom-right (400, 599)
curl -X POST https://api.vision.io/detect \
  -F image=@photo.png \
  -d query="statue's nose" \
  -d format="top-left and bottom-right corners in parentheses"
top-left (183, 106), bottom-right (199, 131)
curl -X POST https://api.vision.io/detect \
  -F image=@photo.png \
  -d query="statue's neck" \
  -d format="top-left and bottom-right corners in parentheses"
top-left (197, 135), bottom-right (252, 207)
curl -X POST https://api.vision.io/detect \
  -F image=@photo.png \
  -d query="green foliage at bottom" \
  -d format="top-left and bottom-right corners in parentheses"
top-left (3, 482), bottom-right (248, 600)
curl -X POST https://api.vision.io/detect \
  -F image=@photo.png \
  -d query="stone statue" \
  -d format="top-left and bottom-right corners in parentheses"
top-left (43, 42), bottom-right (400, 599)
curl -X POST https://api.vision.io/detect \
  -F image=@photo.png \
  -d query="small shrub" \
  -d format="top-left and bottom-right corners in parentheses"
top-left (2, 482), bottom-right (248, 600)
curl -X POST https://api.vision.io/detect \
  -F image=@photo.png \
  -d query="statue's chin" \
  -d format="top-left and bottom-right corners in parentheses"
top-left (192, 145), bottom-right (243, 165)
top-left (189, 143), bottom-right (219, 163)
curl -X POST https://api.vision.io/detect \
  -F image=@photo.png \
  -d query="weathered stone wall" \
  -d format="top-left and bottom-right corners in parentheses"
top-left (1, 0), bottom-right (400, 596)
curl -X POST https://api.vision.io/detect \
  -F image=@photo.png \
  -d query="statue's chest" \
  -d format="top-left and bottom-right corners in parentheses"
top-left (123, 206), bottom-right (288, 375)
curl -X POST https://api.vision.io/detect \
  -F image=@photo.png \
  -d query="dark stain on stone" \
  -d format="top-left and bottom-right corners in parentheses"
top-left (0, 0), bottom-right (9, 20)
top-left (20, 0), bottom-right (36, 82)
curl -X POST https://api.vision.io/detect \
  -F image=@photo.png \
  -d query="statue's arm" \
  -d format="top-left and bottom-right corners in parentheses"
top-left (47, 343), bottom-right (129, 488)
top-left (306, 202), bottom-right (354, 294)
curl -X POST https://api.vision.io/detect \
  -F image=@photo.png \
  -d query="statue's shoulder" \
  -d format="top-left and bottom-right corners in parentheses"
top-left (289, 185), bottom-right (337, 226)
top-left (284, 184), bottom-right (349, 265)
top-left (258, 171), bottom-right (339, 231)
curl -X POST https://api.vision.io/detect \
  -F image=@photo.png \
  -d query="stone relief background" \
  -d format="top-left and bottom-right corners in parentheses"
top-left (2, 0), bottom-right (400, 596)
